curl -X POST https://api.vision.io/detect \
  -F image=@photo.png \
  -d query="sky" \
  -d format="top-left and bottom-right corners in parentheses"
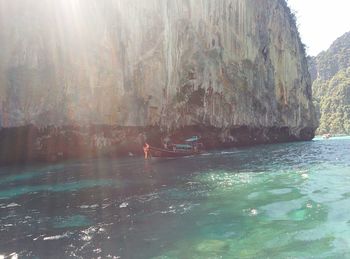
top-left (287, 0), bottom-right (350, 56)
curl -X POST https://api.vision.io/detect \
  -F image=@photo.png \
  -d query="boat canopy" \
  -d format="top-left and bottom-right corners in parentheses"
top-left (185, 136), bottom-right (200, 142)
top-left (174, 144), bottom-right (192, 149)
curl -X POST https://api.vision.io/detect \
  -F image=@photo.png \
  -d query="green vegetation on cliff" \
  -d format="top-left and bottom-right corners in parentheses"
top-left (311, 32), bottom-right (350, 134)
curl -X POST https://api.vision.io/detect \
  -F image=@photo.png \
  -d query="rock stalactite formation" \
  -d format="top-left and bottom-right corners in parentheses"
top-left (0, 0), bottom-right (317, 164)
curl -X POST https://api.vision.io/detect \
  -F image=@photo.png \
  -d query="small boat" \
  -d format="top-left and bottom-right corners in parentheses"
top-left (148, 136), bottom-right (204, 158)
top-left (323, 133), bottom-right (332, 139)
top-left (148, 146), bottom-right (201, 158)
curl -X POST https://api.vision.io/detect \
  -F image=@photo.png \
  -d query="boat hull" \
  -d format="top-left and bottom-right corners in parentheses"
top-left (148, 146), bottom-right (201, 158)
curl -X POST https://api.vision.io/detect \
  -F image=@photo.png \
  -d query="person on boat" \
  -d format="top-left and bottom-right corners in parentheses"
top-left (162, 136), bottom-right (172, 150)
top-left (143, 143), bottom-right (150, 159)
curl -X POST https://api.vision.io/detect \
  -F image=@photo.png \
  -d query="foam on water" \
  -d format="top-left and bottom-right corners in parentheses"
top-left (52, 215), bottom-right (92, 229)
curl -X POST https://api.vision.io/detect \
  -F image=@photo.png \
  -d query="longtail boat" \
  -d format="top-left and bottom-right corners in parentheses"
top-left (148, 136), bottom-right (203, 158)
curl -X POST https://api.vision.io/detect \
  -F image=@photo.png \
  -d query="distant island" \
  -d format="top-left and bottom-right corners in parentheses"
top-left (310, 31), bottom-right (350, 135)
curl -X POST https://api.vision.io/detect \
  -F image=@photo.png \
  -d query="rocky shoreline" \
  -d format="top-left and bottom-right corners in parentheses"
top-left (0, 125), bottom-right (315, 166)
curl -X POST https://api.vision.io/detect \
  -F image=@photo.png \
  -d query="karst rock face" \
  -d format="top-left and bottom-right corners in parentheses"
top-left (0, 0), bottom-right (317, 163)
top-left (311, 32), bottom-right (350, 135)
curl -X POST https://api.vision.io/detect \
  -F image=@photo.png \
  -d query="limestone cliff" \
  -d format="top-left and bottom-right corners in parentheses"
top-left (0, 0), bottom-right (316, 163)
top-left (311, 32), bottom-right (350, 134)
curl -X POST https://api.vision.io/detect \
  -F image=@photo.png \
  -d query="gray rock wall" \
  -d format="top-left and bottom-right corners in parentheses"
top-left (0, 0), bottom-right (316, 138)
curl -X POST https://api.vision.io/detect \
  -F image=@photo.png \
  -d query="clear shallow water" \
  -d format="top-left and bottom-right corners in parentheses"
top-left (0, 137), bottom-right (350, 258)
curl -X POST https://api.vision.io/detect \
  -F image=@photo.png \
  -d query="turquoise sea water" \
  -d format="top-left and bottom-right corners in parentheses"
top-left (0, 137), bottom-right (350, 258)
